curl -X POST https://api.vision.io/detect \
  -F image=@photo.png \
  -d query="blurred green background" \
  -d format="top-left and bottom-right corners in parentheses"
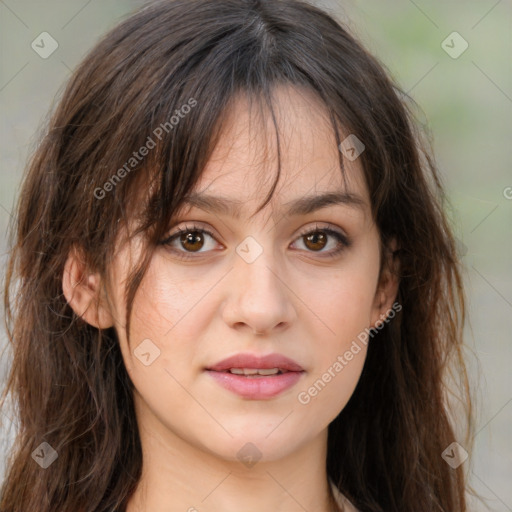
top-left (1, 0), bottom-right (510, 510)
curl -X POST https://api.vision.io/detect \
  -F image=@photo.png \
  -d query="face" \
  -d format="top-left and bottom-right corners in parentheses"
top-left (105, 85), bottom-right (388, 464)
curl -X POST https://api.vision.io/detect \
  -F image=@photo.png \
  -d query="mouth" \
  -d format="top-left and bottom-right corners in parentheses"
top-left (221, 367), bottom-right (290, 377)
top-left (205, 353), bottom-right (305, 399)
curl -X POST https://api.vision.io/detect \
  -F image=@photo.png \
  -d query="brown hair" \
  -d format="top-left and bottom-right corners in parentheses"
top-left (1, 0), bottom-right (474, 510)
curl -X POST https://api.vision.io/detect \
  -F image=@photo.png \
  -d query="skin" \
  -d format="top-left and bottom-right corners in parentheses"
top-left (63, 85), bottom-right (399, 512)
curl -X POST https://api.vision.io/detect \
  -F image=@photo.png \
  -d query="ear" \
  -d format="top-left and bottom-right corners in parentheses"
top-left (370, 237), bottom-right (400, 328)
top-left (62, 247), bottom-right (115, 329)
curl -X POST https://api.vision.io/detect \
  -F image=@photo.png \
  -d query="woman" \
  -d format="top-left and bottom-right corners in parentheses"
top-left (0, 0), bottom-right (474, 510)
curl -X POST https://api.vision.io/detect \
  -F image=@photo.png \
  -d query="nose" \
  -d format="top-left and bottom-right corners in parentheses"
top-left (221, 250), bottom-right (297, 336)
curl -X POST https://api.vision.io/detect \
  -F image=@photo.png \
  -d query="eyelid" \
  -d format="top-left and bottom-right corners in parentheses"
top-left (159, 220), bottom-right (351, 259)
top-left (164, 219), bottom-right (346, 239)
top-left (160, 221), bottom-right (222, 246)
top-left (295, 221), bottom-right (349, 241)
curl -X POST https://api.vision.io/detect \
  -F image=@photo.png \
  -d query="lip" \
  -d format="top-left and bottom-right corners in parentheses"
top-left (206, 353), bottom-right (304, 372)
top-left (205, 353), bottom-right (305, 400)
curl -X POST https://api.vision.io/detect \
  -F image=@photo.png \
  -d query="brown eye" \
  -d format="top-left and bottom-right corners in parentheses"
top-left (159, 224), bottom-right (219, 259)
top-left (292, 224), bottom-right (351, 258)
top-left (180, 231), bottom-right (205, 252)
top-left (303, 231), bottom-right (328, 251)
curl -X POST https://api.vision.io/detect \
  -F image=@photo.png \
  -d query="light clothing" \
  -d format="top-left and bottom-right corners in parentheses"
top-left (329, 479), bottom-right (360, 512)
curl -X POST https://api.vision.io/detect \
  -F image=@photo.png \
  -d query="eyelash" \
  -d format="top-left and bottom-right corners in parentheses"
top-left (159, 222), bottom-right (351, 261)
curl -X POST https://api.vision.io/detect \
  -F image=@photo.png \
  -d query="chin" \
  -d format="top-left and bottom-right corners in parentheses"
top-left (196, 423), bottom-right (312, 465)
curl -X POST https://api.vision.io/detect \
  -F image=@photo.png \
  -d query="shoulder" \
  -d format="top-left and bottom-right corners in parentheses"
top-left (329, 479), bottom-right (360, 512)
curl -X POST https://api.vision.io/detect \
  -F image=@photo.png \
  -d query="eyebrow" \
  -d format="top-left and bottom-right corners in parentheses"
top-left (180, 191), bottom-right (366, 219)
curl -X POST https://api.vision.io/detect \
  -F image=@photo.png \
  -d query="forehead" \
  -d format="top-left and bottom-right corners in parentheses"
top-left (182, 85), bottom-right (370, 218)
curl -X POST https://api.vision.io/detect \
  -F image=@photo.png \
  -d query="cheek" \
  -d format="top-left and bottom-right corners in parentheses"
top-left (119, 259), bottom-right (215, 380)
top-left (129, 253), bottom-right (207, 338)
top-left (294, 275), bottom-right (371, 421)
top-left (116, 278), bottom-right (203, 434)
top-left (303, 252), bottom-right (380, 349)
top-left (314, 273), bottom-right (374, 333)
top-left (294, 246), bottom-right (379, 414)
top-left (297, 344), bottom-right (368, 418)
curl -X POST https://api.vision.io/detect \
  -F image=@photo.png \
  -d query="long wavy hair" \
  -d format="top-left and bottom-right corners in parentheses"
top-left (0, 0), bottom-right (474, 510)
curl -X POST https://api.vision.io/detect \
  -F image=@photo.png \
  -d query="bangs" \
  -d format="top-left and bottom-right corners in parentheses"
top-left (74, 0), bottom-right (400, 340)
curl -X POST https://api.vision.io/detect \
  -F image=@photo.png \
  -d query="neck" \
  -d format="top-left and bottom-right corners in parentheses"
top-left (125, 401), bottom-right (337, 512)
